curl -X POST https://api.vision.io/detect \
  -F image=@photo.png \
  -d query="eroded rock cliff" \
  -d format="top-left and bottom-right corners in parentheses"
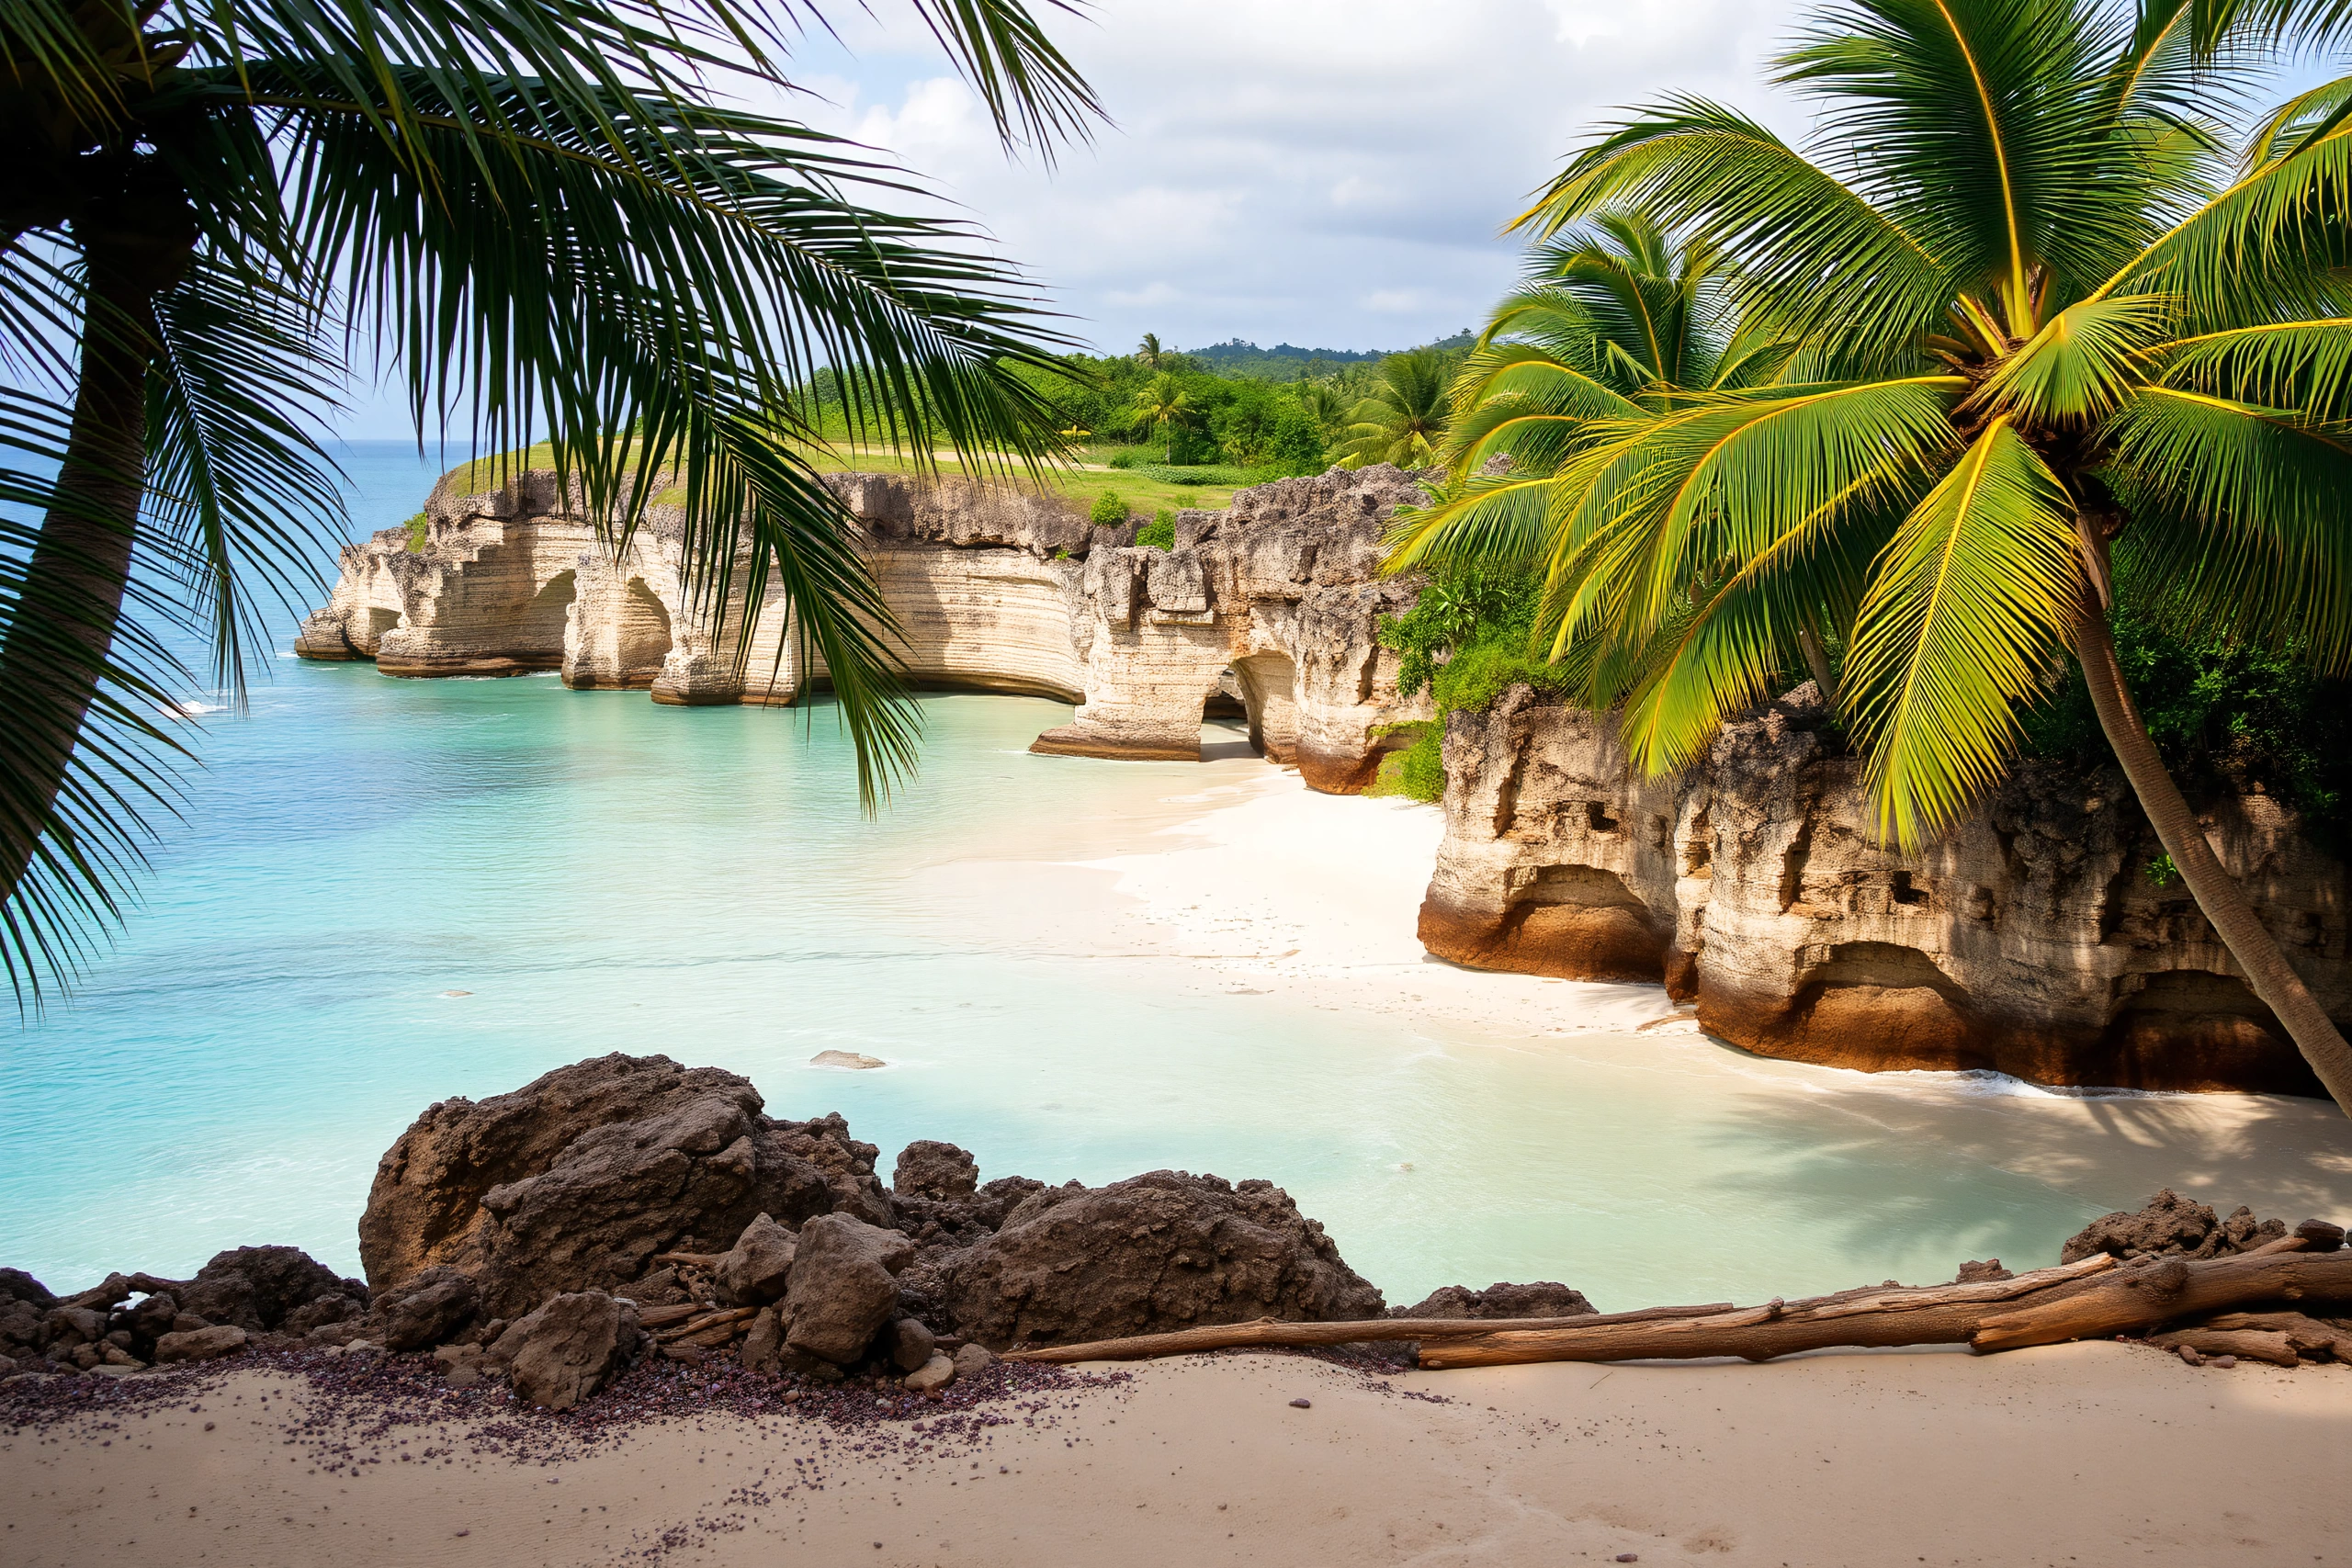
top-left (298, 464), bottom-right (1430, 791)
top-left (1421, 684), bottom-right (2349, 1095)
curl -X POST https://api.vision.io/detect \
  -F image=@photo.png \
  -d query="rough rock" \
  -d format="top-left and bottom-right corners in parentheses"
top-left (740, 1306), bottom-right (786, 1375)
top-left (2060, 1190), bottom-right (2290, 1264)
top-left (370, 1266), bottom-right (482, 1351)
top-left (1419, 684), bottom-right (2351, 1094)
top-left (153, 1325), bottom-right (248, 1363)
top-left (359, 1053), bottom-right (889, 1317)
top-left (810, 1051), bottom-right (887, 1070)
top-left (488, 1292), bottom-right (640, 1411)
top-left (937, 1170), bottom-right (1384, 1349)
top-left (174, 1247), bottom-right (359, 1334)
top-left (951, 1341), bottom-right (997, 1382)
top-left (902, 1352), bottom-right (956, 1393)
top-left (715, 1213), bottom-right (798, 1306)
top-left (893, 1141), bottom-right (978, 1201)
top-left (1394, 1281), bottom-right (1595, 1320)
top-left (782, 1214), bottom-right (915, 1365)
top-left (298, 464), bottom-right (1429, 795)
top-left (883, 1316), bottom-right (936, 1373)
top-left (1953, 1260), bottom-right (2015, 1283)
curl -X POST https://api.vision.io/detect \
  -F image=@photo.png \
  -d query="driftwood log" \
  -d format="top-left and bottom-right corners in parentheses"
top-left (993, 1241), bottom-right (2352, 1371)
top-left (1417, 1256), bottom-right (2120, 1370)
top-left (999, 1302), bottom-right (1736, 1365)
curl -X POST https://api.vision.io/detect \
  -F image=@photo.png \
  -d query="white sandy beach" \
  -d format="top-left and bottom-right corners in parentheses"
top-left (5, 1343), bottom-right (2348, 1567)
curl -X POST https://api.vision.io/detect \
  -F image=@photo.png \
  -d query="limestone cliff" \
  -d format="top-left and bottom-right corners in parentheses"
top-left (1420, 684), bottom-right (2349, 1096)
top-left (297, 464), bottom-right (1431, 789)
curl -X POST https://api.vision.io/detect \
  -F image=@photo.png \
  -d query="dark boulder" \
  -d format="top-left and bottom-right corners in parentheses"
top-left (1394, 1281), bottom-right (1594, 1320)
top-left (371, 1265), bottom-right (482, 1351)
top-left (893, 1141), bottom-right (978, 1201)
top-left (937, 1169), bottom-right (1384, 1349)
top-left (715, 1213), bottom-right (797, 1307)
top-left (175, 1247), bottom-right (356, 1333)
top-left (486, 1292), bottom-right (640, 1411)
top-left (2060, 1190), bottom-right (2289, 1264)
top-left (357, 1054), bottom-right (890, 1318)
top-left (783, 1213), bottom-right (914, 1364)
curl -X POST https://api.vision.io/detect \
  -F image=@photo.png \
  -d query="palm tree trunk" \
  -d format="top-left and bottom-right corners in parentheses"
top-left (0, 220), bottom-right (172, 906)
top-left (2074, 605), bottom-right (2352, 1113)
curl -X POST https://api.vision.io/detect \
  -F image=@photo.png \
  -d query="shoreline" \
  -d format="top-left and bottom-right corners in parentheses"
top-left (6, 1339), bottom-right (2348, 1566)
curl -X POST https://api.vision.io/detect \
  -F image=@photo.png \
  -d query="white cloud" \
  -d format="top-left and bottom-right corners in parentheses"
top-left (781, 0), bottom-right (1806, 359)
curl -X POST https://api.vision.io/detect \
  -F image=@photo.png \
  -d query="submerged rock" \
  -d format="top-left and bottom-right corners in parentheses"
top-left (358, 1053), bottom-right (890, 1317)
top-left (937, 1169), bottom-right (1384, 1349)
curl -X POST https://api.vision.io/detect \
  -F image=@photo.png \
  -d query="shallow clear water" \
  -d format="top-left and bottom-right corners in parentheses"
top-left (5, 443), bottom-right (2348, 1310)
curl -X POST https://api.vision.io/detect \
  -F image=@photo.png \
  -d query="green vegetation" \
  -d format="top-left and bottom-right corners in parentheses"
top-left (1088, 491), bottom-right (1131, 527)
top-left (1330, 351), bottom-right (1452, 469)
top-left (1368, 565), bottom-right (1559, 801)
top-left (0, 0), bottom-right (1103, 999)
top-left (403, 512), bottom-right (429, 552)
top-left (1385, 0), bottom-right (2352, 1105)
top-left (1136, 513), bottom-right (1176, 550)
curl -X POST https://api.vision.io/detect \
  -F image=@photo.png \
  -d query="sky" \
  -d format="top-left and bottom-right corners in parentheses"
top-left (337, 0), bottom-right (1806, 437)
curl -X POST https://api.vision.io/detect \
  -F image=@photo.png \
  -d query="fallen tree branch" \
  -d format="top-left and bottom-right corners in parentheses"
top-left (1972, 1245), bottom-right (2348, 1351)
top-left (2198, 1311), bottom-right (2352, 1359)
top-left (998, 1302), bottom-right (1738, 1365)
top-left (1415, 1256), bottom-right (2120, 1370)
top-left (2147, 1328), bottom-right (2298, 1366)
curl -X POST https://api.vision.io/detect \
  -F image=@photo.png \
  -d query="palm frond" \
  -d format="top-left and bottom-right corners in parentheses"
top-left (1843, 418), bottom-right (2085, 844)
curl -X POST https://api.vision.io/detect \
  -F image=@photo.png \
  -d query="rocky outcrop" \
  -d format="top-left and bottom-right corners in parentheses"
top-left (1394, 1281), bottom-right (1595, 1320)
top-left (1421, 684), bottom-right (2351, 1094)
top-left (357, 1053), bottom-right (890, 1321)
top-left (0, 1247), bottom-right (359, 1373)
top-left (486, 1290), bottom-right (642, 1410)
top-left (2060, 1190), bottom-right (2290, 1263)
top-left (1031, 467), bottom-right (1431, 787)
top-left (297, 465), bottom-right (1430, 793)
top-left (934, 1169), bottom-right (1385, 1349)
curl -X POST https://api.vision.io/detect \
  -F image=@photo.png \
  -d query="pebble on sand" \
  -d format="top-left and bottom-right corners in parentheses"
top-left (1289, 1397), bottom-right (1311, 1409)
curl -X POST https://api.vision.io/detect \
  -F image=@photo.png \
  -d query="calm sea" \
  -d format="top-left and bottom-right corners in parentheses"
top-left (5, 442), bottom-right (2347, 1307)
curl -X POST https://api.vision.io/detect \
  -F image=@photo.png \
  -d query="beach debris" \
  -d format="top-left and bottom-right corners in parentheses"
top-left (783, 1215), bottom-right (915, 1364)
top-left (2147, 1328), bottom-right (2297, 1366)
top-left (1002, 1303), bottom-right (1733, 1364)
top-left (485, 1290), bottom-right (641, 1411)
top-left (903, 1352), bottom-right (956, 1393)
top-left (811, 1050), bottom-right (887, 1070)
top-left (1288, 1397), bottom-right (1311, 1408)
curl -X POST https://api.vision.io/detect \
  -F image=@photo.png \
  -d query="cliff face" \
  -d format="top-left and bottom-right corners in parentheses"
top-left (1029, 466), bottom-right (1430, 790)
top-left (1421, 685), bottom-right (2349, 1095)
top-left (297, 465), bottom-right (1429, 790)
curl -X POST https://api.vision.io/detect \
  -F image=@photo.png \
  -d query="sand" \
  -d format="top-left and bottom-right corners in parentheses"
top-left (6, 1343), bottom-right (2348, 1566)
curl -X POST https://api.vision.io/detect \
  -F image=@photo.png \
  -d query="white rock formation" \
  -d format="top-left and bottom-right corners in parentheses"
top-left (296, 464), bottom-right (1432, 791)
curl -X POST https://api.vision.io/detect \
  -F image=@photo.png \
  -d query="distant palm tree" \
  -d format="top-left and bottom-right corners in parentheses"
top-left (1332, 351), bottom-right (1450, 469)
top-left (0, 0), bottom-right (1102, 999)
top-left (1136, 333), bottom-right (1166, 370)
top-left (1132, 372), bottom-right (1193, 461)
top-left (1390, 0), bottom-right (2352, 1110)
top-left (1295, 381), bottom-right (1350, 441)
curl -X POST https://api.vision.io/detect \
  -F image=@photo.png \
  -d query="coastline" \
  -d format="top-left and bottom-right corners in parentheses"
top-left (7, 1342), bottom-right (2347, 1566)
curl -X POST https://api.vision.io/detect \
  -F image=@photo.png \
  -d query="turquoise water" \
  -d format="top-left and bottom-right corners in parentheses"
top-left (5, 444), bottom-right (2349, 1310)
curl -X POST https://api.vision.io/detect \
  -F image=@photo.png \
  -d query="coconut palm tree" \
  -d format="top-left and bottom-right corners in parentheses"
top-left (1388, 0), bottom-right (2352, 1111)
top-left (1332, 350), bottom-right (1451, 469)
top-left (0, 0), bottom-right (1102, 999)
top-left (1136, 332), bottom-right (1166, 370)
top-left (1131, 371), bottom-right (1193, 461)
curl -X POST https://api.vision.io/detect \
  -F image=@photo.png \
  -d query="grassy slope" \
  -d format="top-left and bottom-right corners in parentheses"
top-left (441, 442), bottom-right (1238, 516)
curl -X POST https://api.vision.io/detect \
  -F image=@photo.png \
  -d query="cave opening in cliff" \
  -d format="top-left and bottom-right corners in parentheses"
top-left (616, 576), bottom-right (674, 687)
top-left (1230, 652), bottom-right (1300, 763)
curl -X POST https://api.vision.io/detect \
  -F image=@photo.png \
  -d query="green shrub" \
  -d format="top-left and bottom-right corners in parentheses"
top-left (1088, 491), bottom-right (1130, 526)
top-left (1106, 449), bottom-right (1140, 469)
top-left (404, 511), bottom-right (429, 551)
top-left (1365, 721), bottom-right (1448, 802)
top-left (1136, 511), bottom-right (1175, 550)
top-left (1379, 563), bottom-right (1544, 698)
top-left (2022, 596), bottom-right (2352, 845)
